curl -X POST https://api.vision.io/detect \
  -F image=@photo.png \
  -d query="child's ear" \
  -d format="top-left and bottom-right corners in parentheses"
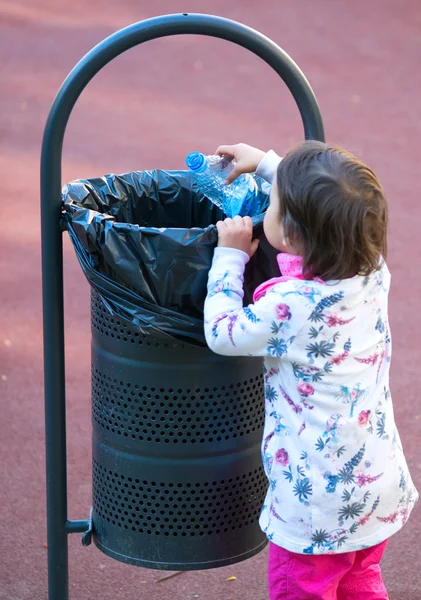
top-left (284, 231), bottom-right (302, 255)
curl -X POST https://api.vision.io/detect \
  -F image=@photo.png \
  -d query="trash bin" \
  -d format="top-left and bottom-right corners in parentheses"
top-left (63, 169), bottom-right (277, 568)
top-left (41, 14), bottom-right (325, 596)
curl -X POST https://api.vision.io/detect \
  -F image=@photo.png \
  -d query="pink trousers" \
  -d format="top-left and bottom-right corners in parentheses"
top-left (268, 541), bottom-right (389, 599)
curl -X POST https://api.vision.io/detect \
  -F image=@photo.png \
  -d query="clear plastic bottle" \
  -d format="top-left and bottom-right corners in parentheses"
top-left (185, 152), bottom-right (259, 218)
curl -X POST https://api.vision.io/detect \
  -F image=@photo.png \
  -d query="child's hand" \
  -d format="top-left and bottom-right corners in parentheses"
top-left (216, 143), bottom-right (265, 184)
top-left (216, 216), bottom-right (259, 258)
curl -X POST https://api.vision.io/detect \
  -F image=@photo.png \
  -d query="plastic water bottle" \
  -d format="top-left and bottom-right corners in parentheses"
top-left (186, 152), bottom-right (259, 218)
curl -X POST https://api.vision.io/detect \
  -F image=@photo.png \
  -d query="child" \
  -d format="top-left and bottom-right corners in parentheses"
top-left (203, 142), bottom-right (418, 599)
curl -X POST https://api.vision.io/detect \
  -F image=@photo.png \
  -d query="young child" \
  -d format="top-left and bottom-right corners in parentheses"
top-left (203, 142), bottom-right (418, 599)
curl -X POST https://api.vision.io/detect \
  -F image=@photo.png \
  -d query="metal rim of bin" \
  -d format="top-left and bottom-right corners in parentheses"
top-left (40, 12), bottom-right (325, 600)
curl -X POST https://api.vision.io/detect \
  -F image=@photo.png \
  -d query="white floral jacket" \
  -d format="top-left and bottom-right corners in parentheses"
top-left (203, 152), bottom-right (418, 554)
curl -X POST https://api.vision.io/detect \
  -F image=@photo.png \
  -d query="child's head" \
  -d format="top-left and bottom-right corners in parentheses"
top-left (263, 140), bottom-right (388, 280)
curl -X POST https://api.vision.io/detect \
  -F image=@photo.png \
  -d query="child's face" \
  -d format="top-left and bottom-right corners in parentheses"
top-left (264, 178), bottom-right (300, 255)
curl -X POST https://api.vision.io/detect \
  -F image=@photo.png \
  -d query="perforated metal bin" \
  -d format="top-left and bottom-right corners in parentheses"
top-left (90, 290), bottom-right (267, 568)
top-left (41, 13), bottom-right (325, 600)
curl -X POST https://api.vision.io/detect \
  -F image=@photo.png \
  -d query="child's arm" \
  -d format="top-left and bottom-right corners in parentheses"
top-left (204, 247), bottom-right (294, 357)
top-left (204, 216), bottom-right (303, 357)
top-left (216, 144), bottom-right (282, 184)
top-left (255, 150), bottom-right (282, 183)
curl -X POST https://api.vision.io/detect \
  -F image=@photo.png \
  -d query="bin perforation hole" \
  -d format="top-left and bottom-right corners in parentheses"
top-left (93, 459), bottom-right (267, 536)
top-left (92, 367), bottom-right (264, 444)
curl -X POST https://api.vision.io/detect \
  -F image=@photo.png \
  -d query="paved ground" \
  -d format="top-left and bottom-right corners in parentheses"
top-left (1, 0), bottom-right (421, 598)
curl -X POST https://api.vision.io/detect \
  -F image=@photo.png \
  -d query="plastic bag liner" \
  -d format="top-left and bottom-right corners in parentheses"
top-left (62, 169), bottom-right (278, 346)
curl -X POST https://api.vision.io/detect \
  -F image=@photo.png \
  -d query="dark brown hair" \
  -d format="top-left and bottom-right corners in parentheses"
top-left (276, 140), bottom-right (388, 280)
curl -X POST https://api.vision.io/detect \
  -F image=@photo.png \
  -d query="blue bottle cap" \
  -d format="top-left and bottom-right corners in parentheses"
top-left (186, 152), bottom-right (207, 172)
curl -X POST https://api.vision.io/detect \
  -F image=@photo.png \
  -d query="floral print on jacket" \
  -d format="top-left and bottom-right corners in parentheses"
top-left (203, 247), bottom-right (418, 554)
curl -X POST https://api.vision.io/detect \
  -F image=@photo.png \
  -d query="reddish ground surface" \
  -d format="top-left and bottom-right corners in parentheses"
top-left (1, 1), bottom-right (421, 598)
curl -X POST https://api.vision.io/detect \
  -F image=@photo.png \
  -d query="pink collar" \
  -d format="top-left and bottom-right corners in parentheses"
top-left (253, 253), bottom-right (323, 303)
top-left (276, 253), bottom-right (304, 278)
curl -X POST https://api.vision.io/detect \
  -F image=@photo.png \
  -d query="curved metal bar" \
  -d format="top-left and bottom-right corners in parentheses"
top-left (41, 13), bottom-right (325, 600)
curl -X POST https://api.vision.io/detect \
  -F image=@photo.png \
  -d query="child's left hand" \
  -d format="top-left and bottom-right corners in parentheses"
top-left (216, 216), bottom-right (259, 258)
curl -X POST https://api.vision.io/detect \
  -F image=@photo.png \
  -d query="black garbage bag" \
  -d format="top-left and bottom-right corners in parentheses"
top-left (62, 169), bottom-right (278, 345)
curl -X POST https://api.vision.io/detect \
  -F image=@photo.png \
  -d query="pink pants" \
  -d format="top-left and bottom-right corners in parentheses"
top-left (268, 541), bottom-right (389, 599)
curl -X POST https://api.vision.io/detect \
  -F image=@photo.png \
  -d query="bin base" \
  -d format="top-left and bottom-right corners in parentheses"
top-left (93, 536), bottom-right (268, 570)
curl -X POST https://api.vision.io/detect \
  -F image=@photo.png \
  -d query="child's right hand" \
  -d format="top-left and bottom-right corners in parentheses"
top-left (215, 143), bottom-right (265, 184)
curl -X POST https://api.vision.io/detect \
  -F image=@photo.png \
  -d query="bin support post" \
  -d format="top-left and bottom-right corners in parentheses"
top-left (41, 13), bottom-right (324, 600)
top-left (41, 110), bottom-right (70, 599)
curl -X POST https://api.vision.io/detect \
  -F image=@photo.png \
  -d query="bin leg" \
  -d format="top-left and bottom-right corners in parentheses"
top-left (44, 349), bottom-right (69, 597)
top-left (45, 367), bottom-right (68, 599)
